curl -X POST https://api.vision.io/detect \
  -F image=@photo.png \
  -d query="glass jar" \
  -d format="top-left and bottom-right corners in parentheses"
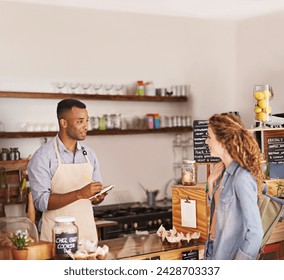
top-left (99, 115), bottom-right (106, 130)
top-left (112, 113), bottom-right (121, 129)
top-left (52, 216), bottom-right (78, 260)
top-left (105, 114), bottom-right (113, 129)
top-left (136, 80), bottom-right (144, 96)
top-left (181, 159), bottom-right (197, 186)
top-left (253, 84), bottom-right (274, 126)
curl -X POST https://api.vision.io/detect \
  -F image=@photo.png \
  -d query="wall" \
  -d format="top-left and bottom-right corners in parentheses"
top-left (236, 11), bottom-right (284, 126)
top-left (0, 2), bottom-right (236, 205)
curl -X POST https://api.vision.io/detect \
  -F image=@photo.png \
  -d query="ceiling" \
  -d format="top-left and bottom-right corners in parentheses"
top-left (5, 0), bottom-right (284, 20)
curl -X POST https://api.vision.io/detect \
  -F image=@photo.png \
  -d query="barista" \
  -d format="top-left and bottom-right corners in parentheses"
top-left (28, 99), bottom-right (107, 242)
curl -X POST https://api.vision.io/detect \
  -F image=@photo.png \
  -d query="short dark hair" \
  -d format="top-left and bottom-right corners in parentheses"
top-left (57, 99), bottom-right (86, 120)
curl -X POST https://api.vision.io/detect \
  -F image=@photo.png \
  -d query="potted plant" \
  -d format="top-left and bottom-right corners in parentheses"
top-left (9, 231), bottom-right (30, 260)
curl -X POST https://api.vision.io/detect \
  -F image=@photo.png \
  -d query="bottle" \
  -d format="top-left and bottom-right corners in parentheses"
top-left (153, 114), bottom-right (160, 128)
top-left (52, 216), bottom-right (78, 260)
top-left (147, 114), bottom-right (154, 129)
top-left (181, 160), bottom-right (197, 186)
top-left (136, 81), bottom-right (144, 96)
top-left (99, 115), bottom-right (106, 130)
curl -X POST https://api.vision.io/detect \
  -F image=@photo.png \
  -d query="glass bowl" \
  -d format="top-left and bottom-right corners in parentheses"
top-left (0, 217), bottom-right (39, 247)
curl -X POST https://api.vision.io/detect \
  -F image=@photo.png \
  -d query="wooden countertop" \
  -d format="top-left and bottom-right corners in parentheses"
top-left (99, 233), bottom-right (205, 260)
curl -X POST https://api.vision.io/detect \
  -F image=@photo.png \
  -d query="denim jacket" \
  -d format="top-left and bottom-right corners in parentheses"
top-left (204, 161), bottom-right (263, 260)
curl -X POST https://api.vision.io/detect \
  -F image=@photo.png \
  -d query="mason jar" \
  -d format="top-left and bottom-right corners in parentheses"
top-left (112, 113), bottom-right (121, 129)
top-left (52, 216), bottom-right (78, 260)
top-left (181, 159), bottom-right (197, 186)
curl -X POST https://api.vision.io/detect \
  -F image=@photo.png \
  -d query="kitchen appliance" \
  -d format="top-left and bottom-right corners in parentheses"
top-left (138, 182), bottom-right (159, 207)
top-left (93, 202), bottom-right (172, 240)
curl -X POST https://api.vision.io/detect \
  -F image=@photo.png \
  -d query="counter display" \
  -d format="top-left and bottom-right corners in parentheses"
top-left (99, 233), bottom-right (204, 260)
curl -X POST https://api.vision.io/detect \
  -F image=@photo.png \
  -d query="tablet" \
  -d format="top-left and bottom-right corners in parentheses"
top-left (89, 184), bottom-right (114, 199)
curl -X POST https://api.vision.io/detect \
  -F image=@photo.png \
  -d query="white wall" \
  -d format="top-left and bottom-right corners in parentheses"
top-left (236, 11), bottom-right (284, 126)
top-left (0, 1), bottom-right (247, 205)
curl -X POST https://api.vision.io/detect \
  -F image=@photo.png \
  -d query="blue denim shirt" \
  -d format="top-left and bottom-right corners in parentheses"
top-left (205, 161), bottom-right (263, 260)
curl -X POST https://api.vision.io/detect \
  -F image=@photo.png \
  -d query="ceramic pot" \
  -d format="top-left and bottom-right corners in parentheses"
top-left (11, 249), bottom-right (28, 260)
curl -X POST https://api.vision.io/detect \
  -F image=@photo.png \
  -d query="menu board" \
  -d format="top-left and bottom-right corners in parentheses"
top-left (267, 137), bottom-right (284, 164)
top-left (193, 120), bottom-right (220, 163)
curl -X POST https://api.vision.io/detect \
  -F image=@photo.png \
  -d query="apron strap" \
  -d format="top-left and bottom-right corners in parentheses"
top-left (54, 137), bottom-right (62, 165)
top-left (54, 137), bottom-right (91, 165)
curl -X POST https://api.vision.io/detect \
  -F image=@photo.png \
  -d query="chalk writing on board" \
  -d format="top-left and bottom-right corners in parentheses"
top-left (193, 120), bottom-right (220, 163)
top-left (267, 137), bottom-right (284, 164)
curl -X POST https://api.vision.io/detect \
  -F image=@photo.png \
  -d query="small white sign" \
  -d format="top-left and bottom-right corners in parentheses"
top-left (181, 199), bottom-right (197, 228)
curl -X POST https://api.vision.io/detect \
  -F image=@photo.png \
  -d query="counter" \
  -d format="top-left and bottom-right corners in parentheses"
top-left (0, 233), bottom-right (204, 260)
top-left (99, 233), bottom-right (205, 260)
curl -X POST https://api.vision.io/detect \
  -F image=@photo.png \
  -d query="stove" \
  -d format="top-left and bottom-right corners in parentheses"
top-left (93, 202), bottom-right (172, 240)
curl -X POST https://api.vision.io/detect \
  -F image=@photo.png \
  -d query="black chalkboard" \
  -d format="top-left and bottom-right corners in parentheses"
top-left (193, 120), bottom-right (220, 163)
top-left (267, 137), bottom-right (284, 164)
top-left (181, 249), bottom-right (199, 260)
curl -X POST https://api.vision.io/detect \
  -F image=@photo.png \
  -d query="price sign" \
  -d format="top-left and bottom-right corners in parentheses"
top-left (193, 120), bottom-right (220, 163)
top-left (181, 249), bottom-right (199, 260)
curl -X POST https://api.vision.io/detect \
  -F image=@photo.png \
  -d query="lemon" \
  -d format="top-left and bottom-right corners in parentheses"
top-left (254, 106), bottom-right (262, 113)
top-left (263, 90), bottom-right (272, 99)
top-left (254, 91), bottom-right (265, 100)
top-left (263, 106), bottom-right (272, 114)
top-left (258, 99), bottom-right (268, 109)
top-left (257, 112), bottom-right (267, 122)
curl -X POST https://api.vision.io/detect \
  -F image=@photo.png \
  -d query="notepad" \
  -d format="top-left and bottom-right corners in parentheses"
top-left (181, 199), bottom-right (197, 228)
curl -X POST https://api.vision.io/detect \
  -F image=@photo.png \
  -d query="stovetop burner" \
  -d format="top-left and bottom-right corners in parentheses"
top-left (94, 205), bottom-right (171, 219)
top-left (94, 201), bottom-right (172, 240)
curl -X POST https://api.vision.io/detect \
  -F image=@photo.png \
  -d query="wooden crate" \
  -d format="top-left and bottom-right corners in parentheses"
top-left (172, 184), bottom-right (209, 242)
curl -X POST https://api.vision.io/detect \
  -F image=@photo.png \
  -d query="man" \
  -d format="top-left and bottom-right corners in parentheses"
top-left (28, 99), bottom-right (106, 243)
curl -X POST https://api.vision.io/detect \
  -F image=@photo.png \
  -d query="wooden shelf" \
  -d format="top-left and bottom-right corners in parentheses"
top-left (0, 127), bottom-right (192, 139)
top-left (0, 91), bottom-right (187, 102)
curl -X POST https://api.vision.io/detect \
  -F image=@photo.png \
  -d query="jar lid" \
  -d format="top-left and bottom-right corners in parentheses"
top-left (55, 216), bottom-right (75, 223)
top-left (183, 159), bottom-right (196, 164)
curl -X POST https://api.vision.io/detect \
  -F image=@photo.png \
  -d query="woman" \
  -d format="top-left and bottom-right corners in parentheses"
top-left (204, 113), bottom-right (264, 260)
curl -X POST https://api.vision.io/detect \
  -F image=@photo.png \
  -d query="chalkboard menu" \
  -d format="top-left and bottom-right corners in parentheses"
top-left (193, 120), bottom-right (220, 163)
top-left (267, 137), bottom-right (284, 164)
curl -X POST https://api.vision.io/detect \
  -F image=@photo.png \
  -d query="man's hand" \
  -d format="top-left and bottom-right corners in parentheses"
top-left (90, 192), bottom-right (107, 204)
top-left (78, 181), bottom-right (103, 199)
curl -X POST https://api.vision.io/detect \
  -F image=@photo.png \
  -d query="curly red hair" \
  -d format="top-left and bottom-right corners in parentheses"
top-left (208, 113), bottom-right (264, 196)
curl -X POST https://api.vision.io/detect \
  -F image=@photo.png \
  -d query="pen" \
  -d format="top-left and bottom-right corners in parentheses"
top-left (83, 175), bottom-right (101, 200)
top-left (83, 175), bottom-right (94, 183)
